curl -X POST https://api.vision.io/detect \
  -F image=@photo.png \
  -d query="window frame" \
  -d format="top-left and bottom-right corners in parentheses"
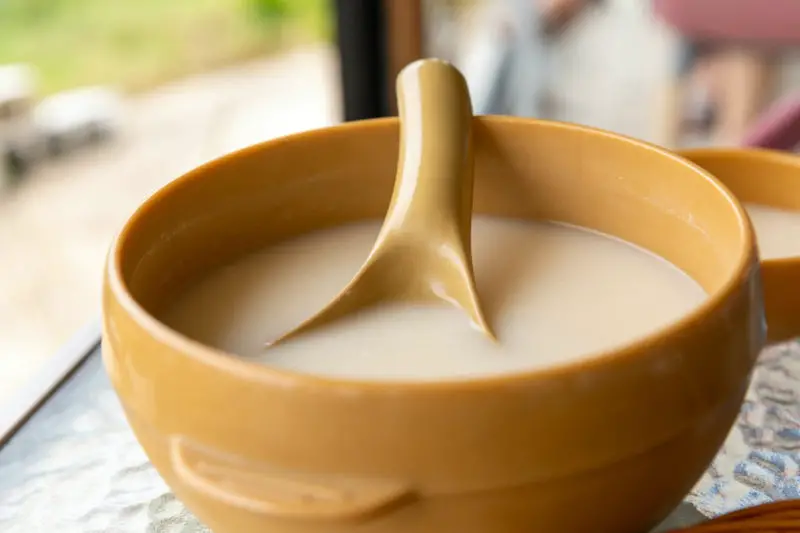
top-left (0, 321), bottom-right (100, 447)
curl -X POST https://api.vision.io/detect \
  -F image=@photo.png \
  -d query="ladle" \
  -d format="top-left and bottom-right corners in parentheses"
top-left (268, 58), bottom-right (494, 346)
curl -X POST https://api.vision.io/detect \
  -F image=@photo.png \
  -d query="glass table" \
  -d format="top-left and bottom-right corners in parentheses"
top-left (1, 328), bottom-right (798, 532)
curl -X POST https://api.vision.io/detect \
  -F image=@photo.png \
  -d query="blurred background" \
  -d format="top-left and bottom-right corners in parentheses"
top-left (2, 0), bottom-right (800, 404)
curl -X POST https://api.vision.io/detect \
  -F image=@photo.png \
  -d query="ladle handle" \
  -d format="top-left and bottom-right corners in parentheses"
top-left (381, 59), bottom-right (474, 246)
top-left (266, 58), bottom-right (493, 344)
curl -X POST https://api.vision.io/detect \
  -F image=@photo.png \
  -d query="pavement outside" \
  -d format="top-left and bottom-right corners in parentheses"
top-left (0, 46), bottom-right (340, 402)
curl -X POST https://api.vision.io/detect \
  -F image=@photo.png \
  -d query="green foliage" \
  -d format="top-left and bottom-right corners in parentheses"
top-left (250, 0), bottom-right (331, 38)
top-left (0, 0), bottom-right (331, 95)
top-left (252, 0), bottom-right (293, 18)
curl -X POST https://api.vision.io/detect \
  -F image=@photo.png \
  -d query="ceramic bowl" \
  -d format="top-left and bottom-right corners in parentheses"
top-left (103, 118), bottom-right (766, 533)
top-left (680, 148), bottom-right (800, 343)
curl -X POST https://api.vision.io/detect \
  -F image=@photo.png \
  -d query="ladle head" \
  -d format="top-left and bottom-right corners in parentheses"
top-left (268, 59), bottom-right (494, 346)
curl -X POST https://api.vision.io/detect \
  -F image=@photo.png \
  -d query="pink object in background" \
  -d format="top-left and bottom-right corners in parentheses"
top-left (653, 0), bottom-right (800, 46)
top-left (742, 96), bottom-right (800, 150)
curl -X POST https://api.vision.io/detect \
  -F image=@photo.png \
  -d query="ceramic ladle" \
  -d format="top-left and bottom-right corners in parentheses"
top-left (269, 58), bottom-right (494, 346)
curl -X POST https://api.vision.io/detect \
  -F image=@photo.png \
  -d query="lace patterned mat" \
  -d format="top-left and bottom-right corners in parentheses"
top-left (0, 342), bottom-right (797, 533)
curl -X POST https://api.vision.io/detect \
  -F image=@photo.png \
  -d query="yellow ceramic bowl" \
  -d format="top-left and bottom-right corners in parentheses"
top-left (104, 118), bottom-right (766, 533)
top-left (680, 148), bottom-right (800, 344)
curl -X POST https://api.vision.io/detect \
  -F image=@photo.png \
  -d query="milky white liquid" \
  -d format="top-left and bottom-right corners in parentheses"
top-left (745, 203), bottom-right (800, 260)
top-left (161, 218), bottom-right (707, 381)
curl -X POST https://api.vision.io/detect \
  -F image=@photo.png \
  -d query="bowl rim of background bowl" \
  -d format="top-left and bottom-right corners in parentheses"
top-left (679, 146), bottom-right (800, 270)
top-left (105, 116), bottom-right (757, 390)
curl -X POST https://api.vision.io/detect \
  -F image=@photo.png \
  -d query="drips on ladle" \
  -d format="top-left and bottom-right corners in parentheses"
top-left (267, 58), bottom-right (494, 346)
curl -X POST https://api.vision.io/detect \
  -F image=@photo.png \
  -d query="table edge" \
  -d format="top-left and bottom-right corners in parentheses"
top-left (0, 320), bottom-right (101, 448)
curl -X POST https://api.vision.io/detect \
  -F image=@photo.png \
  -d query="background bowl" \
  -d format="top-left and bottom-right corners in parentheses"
top-left (103, 117), bottom-right (764, 533)
top-left (680, 148), bottom-right (800, 343)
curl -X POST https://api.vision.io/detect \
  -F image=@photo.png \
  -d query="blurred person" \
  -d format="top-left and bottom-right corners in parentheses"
top-left (483, 0), bottom-right (601, 117)
top-left (541, 0), bottom-right (597, 34)
top-left (672, 41), bottom-right (775, 146)
top-left (652, 0), bottom-right (800, 146)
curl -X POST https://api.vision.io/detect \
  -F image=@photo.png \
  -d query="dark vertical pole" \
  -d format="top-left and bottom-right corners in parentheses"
top-left (334, 0), bottom-right (388, 121)
top-left (384, 0), bottom-right (424, 115)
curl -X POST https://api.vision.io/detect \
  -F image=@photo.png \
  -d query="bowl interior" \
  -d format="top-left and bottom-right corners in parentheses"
top-left (116, 117), bottom-right (750, 333)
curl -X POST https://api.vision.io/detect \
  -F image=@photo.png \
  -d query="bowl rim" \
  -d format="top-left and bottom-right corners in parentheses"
top-left (678, 146), bottom-right (800, 270)
top-left (105, 116), bottom-right (758, 391)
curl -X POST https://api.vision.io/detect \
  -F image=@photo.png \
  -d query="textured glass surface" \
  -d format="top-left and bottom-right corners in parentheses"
top-left (1, 341), bottom-right (797, 532)
top-left (687, 341), bottom-right (800, 515)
